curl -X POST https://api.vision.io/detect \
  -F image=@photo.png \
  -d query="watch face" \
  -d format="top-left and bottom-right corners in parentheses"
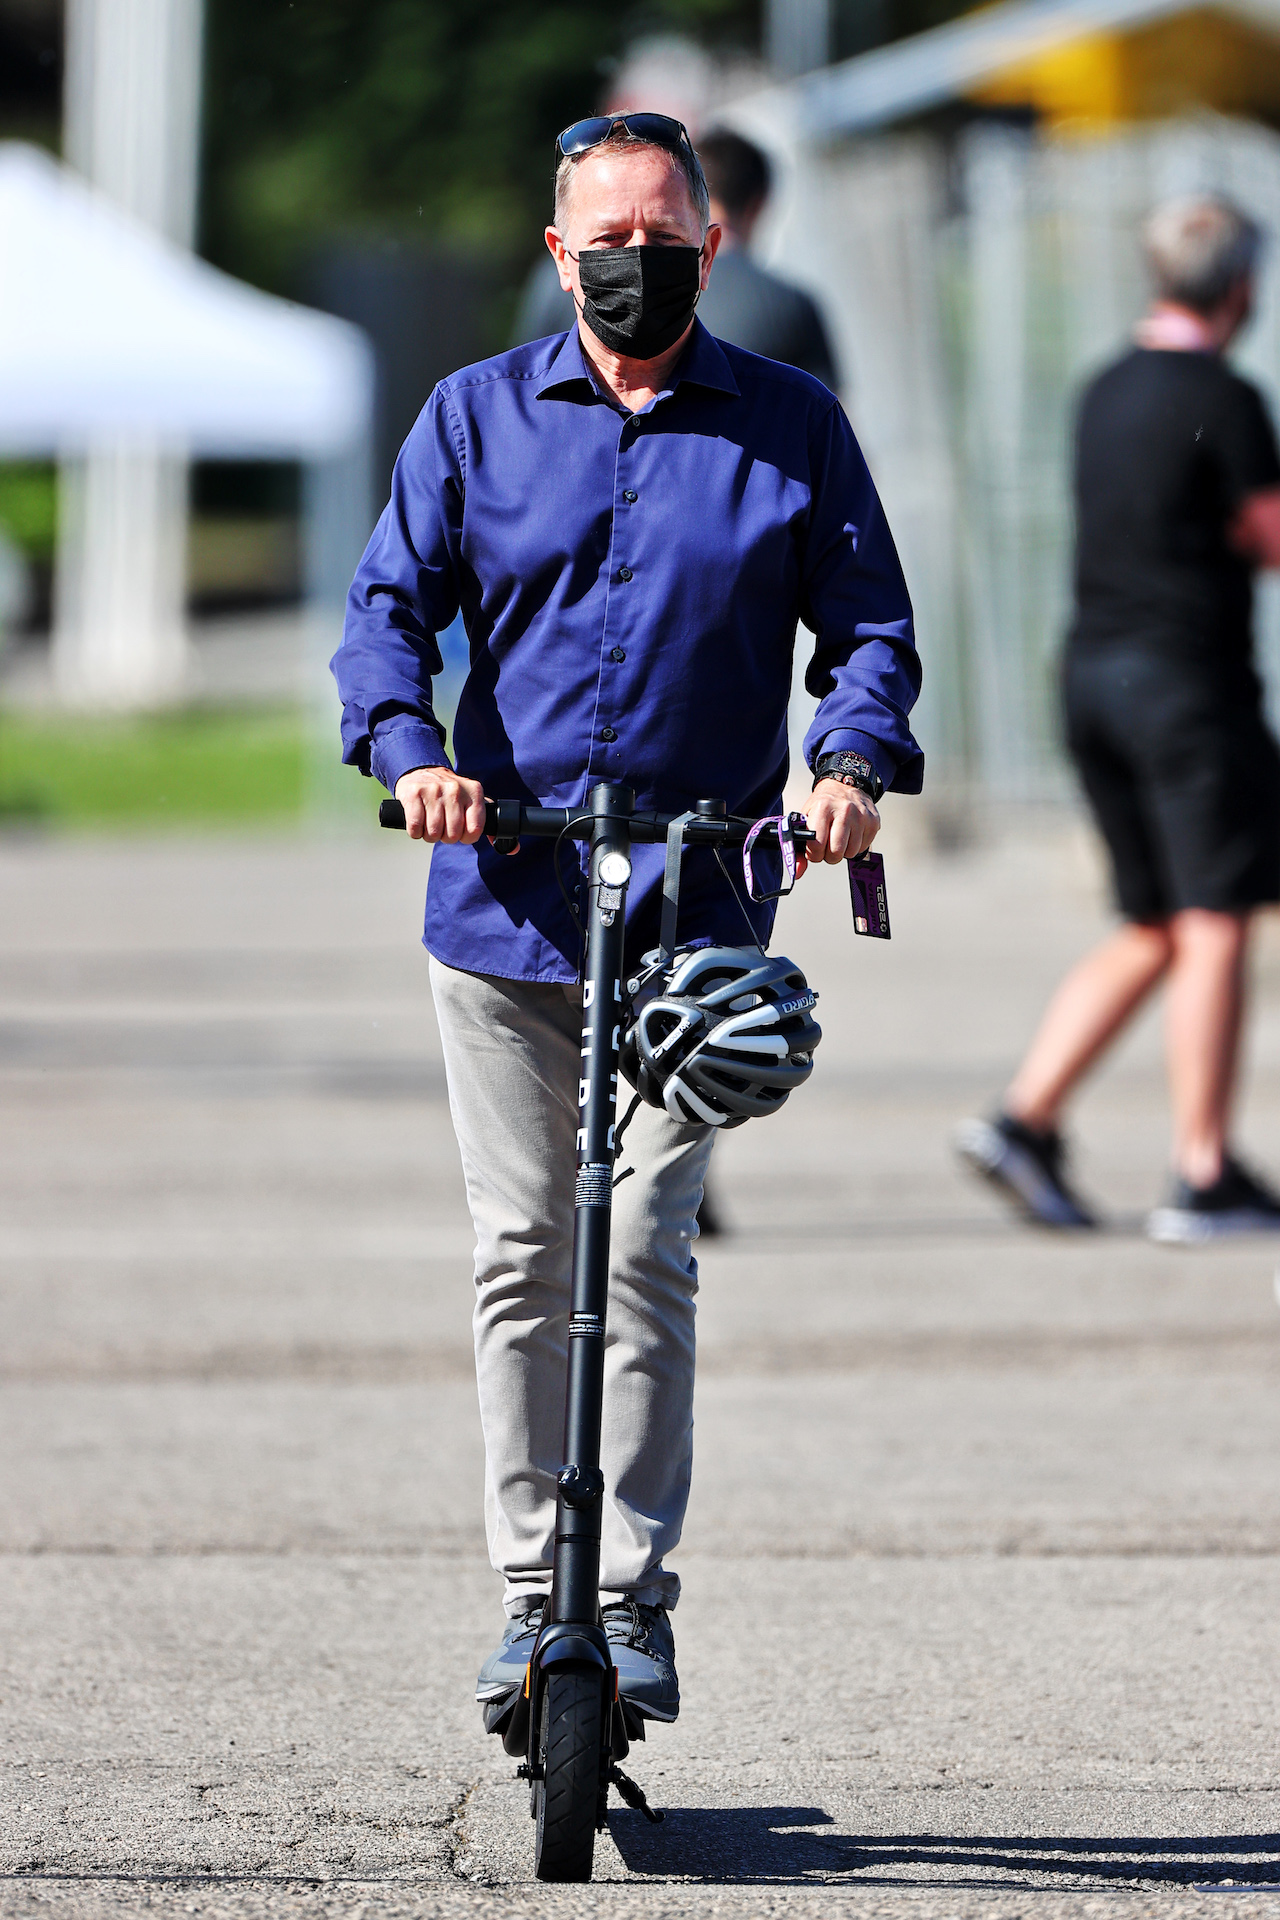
top-left (598, 852), bottom-right (632, 887)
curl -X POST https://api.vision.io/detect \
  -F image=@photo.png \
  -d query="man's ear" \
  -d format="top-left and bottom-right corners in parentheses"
top-left (700, 224), bottom-right (723, 289)
top-left (546, 227), bottom-right (574, 294)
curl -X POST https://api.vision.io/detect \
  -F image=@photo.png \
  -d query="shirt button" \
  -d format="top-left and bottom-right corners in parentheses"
top-left (601, 726), bottom-right (618, 742)
top-left (617, 565), bottom-right (633, 582)
top-left (623, 489), bottom-right (638, 503)
top-left (610, 646), bottom-right (626, 662)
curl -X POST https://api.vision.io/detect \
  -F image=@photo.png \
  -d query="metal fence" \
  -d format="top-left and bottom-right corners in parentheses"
top-left (764, 111), bottom-right (1280, 799)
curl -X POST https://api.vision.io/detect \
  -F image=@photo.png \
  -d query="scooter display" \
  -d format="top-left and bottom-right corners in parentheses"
top-left (379, 781), bottom-right (828, 1881)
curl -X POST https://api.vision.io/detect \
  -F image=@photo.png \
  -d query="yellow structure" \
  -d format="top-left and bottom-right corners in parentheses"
top-left (968, 6), bottom-right (1280, 131)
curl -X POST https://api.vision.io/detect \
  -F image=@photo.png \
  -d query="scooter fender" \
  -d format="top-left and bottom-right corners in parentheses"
top-left (495, 1625), bottom-right (615, 1758)
top-left (534, 1625), bottom-right (612, 1672)
top-left (523, 1622), bottom-right (620, 1773)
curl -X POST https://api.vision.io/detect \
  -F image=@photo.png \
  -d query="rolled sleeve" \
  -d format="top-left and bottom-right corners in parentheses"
top-left (799, 401), bottom-right (924, 795)
top-left (370, 722), bottom-right (452, 793)
top-left (331, 383), bottom-right (466, 787)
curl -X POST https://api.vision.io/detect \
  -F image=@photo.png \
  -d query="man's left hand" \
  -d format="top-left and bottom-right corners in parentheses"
top-left (802, 778), bottom-right (881, 869)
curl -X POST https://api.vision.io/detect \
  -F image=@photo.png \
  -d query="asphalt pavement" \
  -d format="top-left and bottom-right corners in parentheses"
top-left (3, 807), bottom-right (1280, 1918)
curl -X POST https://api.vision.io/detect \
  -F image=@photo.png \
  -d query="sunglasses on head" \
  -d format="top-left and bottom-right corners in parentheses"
top-left (556, 112), bottom-right (693, 161)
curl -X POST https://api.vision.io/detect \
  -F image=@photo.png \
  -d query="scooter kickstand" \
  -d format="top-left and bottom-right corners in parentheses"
top-left (607, 1764), bottom-right (664, 1824)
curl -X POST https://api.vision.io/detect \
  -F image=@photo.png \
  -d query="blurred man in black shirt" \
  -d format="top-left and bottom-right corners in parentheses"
top-left (958, 195), bottom-right (1280, 1242)
top-left (512, 128), bottom-right (837, 390)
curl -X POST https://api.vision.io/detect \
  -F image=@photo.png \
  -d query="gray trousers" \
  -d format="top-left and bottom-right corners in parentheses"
top-left (429, 957), bottom-right (715, 1616)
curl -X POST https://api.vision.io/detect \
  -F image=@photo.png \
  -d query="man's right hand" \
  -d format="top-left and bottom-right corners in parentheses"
top-left (394, 767), bottom-right (487, 844)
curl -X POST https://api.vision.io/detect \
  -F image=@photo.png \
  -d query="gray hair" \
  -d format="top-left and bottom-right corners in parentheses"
top-left (553, 125), bottom-right (710, 237)
top-left (1144, 194), bottom-right (1263, 314)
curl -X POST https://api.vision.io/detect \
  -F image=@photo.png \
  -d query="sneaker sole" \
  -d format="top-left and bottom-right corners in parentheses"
top-left (954, 1119), bottom-right (1095, 1229)
top-left (618, 1696), bottom-right (679, 1723)
top-left (476, 1678), bottom-right (524, 1705)
top-left (1147, 1205), bottom-right (1280, 1245)
top-left (479, 1675), bottom-right (678, 1721)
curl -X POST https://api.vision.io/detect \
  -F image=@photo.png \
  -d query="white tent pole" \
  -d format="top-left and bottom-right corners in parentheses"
top-left (302, 429), bottom-right (375, 823)
top-left (54, 0), bottom-right (204, 708)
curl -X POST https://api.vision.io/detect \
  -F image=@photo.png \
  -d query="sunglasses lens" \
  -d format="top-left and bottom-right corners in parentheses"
top-left (619, 113), bottom-right (687, 148)
top-left (557, 116), bottom-right (614, 156)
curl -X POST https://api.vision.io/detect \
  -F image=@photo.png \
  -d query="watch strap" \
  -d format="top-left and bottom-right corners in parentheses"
top-left (813, 749), bottom-right (884, 804)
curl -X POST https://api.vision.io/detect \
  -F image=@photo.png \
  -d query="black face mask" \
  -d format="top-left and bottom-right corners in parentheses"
top-left (573, 245), bottom-right (702, 359)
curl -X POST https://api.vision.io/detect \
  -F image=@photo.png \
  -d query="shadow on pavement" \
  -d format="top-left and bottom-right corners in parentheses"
top-left (608, 1812), bottom-right (1280, 1886)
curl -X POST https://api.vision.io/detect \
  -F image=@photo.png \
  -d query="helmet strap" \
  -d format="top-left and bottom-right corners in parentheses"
top-left (712, 844), bottom-right (771, 956)
top-left (611, 1091), bottom-right (643, 1163)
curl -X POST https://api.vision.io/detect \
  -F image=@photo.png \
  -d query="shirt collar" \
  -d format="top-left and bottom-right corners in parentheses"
top-left (534, 317), bottom-right (740, 404)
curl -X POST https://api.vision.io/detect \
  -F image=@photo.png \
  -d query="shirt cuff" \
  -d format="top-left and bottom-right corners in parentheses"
top-left (809, 730), bottom-right (891, 792)
top-left (371, 722), bottom-right (450, 794)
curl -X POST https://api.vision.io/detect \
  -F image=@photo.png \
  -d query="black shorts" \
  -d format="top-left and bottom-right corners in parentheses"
top-left (1063, 644), bottom-right (1280, 920)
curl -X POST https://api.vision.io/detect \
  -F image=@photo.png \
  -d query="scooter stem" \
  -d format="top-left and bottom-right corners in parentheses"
top-left (549, 781), bottom-right (634, 1627)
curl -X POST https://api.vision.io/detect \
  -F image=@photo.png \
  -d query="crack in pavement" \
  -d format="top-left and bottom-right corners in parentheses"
top-left (442, 1778), bottom-right (483, 1882)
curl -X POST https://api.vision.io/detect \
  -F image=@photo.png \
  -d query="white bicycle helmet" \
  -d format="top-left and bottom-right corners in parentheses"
top-left (619, 945), bottom-right (821, 1128)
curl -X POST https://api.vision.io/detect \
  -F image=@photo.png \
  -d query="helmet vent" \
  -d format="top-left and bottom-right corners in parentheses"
top-left (618, 944), bottom-right (822, 1129)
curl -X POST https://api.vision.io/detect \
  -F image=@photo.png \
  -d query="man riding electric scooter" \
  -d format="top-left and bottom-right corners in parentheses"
top-left (333, 110), bottom-right (922, 1819)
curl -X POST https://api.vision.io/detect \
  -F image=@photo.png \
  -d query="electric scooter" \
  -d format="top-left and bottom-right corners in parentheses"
top-left (380, 782), bottom-right (827, 1881)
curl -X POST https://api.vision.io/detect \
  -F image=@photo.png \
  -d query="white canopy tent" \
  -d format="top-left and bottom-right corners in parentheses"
top-left (0, 142), bottom-right (374, 703)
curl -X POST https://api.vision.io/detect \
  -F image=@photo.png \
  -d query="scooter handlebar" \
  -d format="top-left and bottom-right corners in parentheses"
top-left (377, 794), bottom-right (817, 849)
top-left (378, 796), bottom-right (574, 837)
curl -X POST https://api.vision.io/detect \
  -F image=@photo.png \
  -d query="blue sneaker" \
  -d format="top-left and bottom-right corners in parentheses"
top-left (602, 1599), bottom-right (679, 1723)
top-left (475, 1598), bottom-right (545, 1704)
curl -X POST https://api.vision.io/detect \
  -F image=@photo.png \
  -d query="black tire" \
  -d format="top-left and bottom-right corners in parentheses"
top-left (533, 1666), bottom-right (604, 1883)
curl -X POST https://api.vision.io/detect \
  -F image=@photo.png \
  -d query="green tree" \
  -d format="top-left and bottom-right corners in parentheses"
top-left (201, 0), bottom-right (763, 296)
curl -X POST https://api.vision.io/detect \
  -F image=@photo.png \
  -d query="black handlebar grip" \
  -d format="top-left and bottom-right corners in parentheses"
top-left (379, 796), bottom-right (504, 835)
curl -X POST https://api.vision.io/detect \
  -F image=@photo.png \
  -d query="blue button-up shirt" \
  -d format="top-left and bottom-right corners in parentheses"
top-left (334, 321), bottom-right (922, 984)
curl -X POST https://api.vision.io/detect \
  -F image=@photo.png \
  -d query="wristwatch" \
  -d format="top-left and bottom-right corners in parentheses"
top-left (812, 749), bottom-right (884, 804)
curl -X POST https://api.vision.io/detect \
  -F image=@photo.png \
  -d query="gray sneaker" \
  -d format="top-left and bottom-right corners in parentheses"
top-left (475, 1598), bottom-right (545, 1704)
top-left (602, 1599), bottom-right (679, 1723)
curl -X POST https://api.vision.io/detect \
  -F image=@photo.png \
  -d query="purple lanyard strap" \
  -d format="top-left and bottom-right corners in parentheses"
top-left (742, 811), bottom-right (808, 903)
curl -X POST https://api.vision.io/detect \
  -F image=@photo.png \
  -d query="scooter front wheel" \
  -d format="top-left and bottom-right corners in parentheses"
top-left (533, 1666), bottom-right (606, 1882)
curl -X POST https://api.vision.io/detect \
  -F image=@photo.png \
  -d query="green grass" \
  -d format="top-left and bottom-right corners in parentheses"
top-left (0, 464), bottom-right (57, 562)
top-left (0, 704), bottom-right (376, 829)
